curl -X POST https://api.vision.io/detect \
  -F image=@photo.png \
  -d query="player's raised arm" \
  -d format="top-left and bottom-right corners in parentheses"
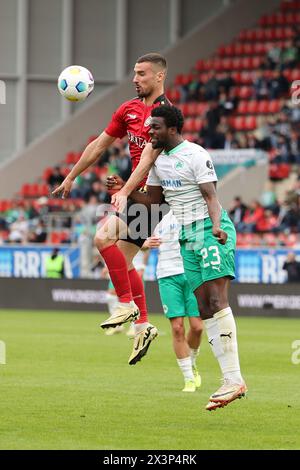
top-left (111, 143), bottom-right (161, 210)
top-left (199, 182), bottom-right (227, 245)
top-left (52, 131), bottom-right (116, 198)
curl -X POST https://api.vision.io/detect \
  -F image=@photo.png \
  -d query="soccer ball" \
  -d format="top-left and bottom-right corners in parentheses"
top-left (57, 65), bottom-right (94, 102)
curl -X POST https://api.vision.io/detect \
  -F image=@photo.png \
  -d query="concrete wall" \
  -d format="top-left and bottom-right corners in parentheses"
top-left (0, 0), bottom-right (228, 164)
top-left (218, 162), bottom-right (269, 208)
top-left (0, 0), bottom-right (281, 198)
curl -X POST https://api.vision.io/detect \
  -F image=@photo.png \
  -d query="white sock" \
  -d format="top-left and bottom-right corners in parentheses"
top-left (214, 307), bottom-right (243, 384)
top-left (204, 310), bottom-right (243, 384)
top-left (118, 300), bottom-right (136, 308)
top-left (135, 322), bottom-right (150, 333)
top-left (177, 357), bottom-right (194, 382)
top-left (204, 316), bottom-right (224, 363)
top-left (106, 293), bottom-right (118, 315)
top-left (190, 348), bottom-right (200, 367)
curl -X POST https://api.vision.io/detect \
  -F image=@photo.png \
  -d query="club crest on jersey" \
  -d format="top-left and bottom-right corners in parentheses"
top-left (174, 160), bottom-right (184, 170)
top-left (144, 116), bottom-right (152, 127)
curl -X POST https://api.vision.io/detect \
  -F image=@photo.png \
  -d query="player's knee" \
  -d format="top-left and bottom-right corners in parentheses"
top-left (191, 319), bottom-right (204, 335)
top-left (94, 231), bottom-right (111, 251)
top-left (172, 322), bottom-right (185, 340)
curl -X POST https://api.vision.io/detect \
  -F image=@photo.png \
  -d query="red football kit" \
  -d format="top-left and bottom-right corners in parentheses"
top-left (100, 94), bottom-right (169, 320)
top-left (105, 94), bottom-right (169, 188)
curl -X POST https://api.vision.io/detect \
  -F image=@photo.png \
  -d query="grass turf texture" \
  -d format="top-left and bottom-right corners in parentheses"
top-left (0, 310), bottom-right (299, 450)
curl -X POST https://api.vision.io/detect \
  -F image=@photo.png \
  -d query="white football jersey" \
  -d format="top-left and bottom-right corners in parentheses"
top-left (153, 211), bottom-right (184, 279)
top-left (147, 140), bottom-right (218, 225)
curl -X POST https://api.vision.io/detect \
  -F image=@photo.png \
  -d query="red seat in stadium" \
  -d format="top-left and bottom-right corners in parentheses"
top-left (177, 103), bottom-right (188, 116)
top-left (38, 184), bottom-right (49, 197)
top-left (244, 116), bottom-right (257, 130)
top-left (238, 30), bottom-right (247, 41)
top-left (196, 102), bottom-right (208, 116)
top-left (268, 100), bottom-right (281, 113)
top-left (234, 43), bottom-right (246, 56)
top-left (232, 71), bottom-right (242, 83)
top-left (43, 167), bottom-right (53, 182)
top-left (195, 60), bottom-right (205, 71)
top-left (185, 102), bottom-right (199, 117)
top-left (231, 116), bottom-right (245, 131)
top-left (280, 0), bottom-right (300, 10)
top-left (257, 100), bottom-right (269, 113)
top-left (247, 100), bottom-right (259, 114)
top-left (242, 233), bottom-right (256, 247)
top-left (218, 45), bottom-right (226, 57)
top-left (184, 118), bottom-right (202, 133)
top-left (221, 58), bottom-right (233, 70)
top-left (237, 101), bottom-right (248, 114)
top-left (285, 233), bottom-right (298, 247)
top-left (269, 163), bottom-right (291, 180)
top-left (278, 233), bottom-right (298, 247)
top-left (65, 152), bottom-right (79, 165)
top-left (167, 88), bottom-right (180, 103)
top-left (253, 43), bottom-right (266, 55)
top-left (236, 233), bottom-right (247, 247)
top-left (183, 118), bottom-right (196, 132)
top-left (243, 43), bottom-right (255, 55)
top-left (21, 184), bottom-right (31, 198)
top-left (61, 167), bottom-right (70, 178)
top-left (213, 58), bottom-right (223, 71)
top-left (263, 233), bottom-right (278, 247)
top-left (238, 86), bottom-right (253, 99)
top-left (240, 71), bottom-right (253, 85)
top-left (0, 200), bottom-right (11, 212)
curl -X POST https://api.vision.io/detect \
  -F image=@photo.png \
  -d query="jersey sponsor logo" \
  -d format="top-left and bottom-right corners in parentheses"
top-left (127, 131), bottom-right (148, 149)
top-left (127, 113), bottom-right (137, 119)
top-left (160, 179), bottom-right (182, 188)
top-left (144, 116), bottom-right (152, 127)
top-left (174, 160), bottom-right (184, 170)
top-left (206, 160), bottom-right (214, 170)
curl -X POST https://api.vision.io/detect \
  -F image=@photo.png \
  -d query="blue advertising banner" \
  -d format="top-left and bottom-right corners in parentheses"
top-left (0, 245), bottom-right (80, 278)
top-left (144, 248), bottom-right (300, 284)
top-left (235, 249), bottom-right (300, 284)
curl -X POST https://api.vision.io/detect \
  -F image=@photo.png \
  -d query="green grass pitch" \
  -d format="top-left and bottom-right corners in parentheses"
top-left (0, 310), bottom-right (299, 450)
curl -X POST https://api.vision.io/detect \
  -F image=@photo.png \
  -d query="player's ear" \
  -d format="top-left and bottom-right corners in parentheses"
top-left (156, 70), bottom-right (164, 83)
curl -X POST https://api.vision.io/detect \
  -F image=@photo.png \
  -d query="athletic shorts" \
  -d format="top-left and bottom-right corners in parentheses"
top-left (179, 209), bottom-right (236, 292)
top-left (158, 273), bottom-right (200, 319)
top-left (116, 198), bottom-right (169, 248)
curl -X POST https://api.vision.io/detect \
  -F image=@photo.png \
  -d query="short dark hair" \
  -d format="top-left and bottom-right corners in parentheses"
top-left (136, 53), bottom-right (167, 70)
top-left (151, 105), bottom-right (184, 133)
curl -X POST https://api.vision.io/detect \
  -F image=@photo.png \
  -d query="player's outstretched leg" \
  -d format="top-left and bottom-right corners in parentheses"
top-left (127, 265), bottom-right (158, 365)
top-left (187, 316), bottom-right (204, 389)
top-left (204, 306), bottom-right (247, 409)
top-left (95, 217), bottom-right (140, 329)
top-left (104, 283), bottom-right (125, 336)
top-left (193, 278), bottom-right (247, 411)
top-left (169, 317), bottom-right (196, 391)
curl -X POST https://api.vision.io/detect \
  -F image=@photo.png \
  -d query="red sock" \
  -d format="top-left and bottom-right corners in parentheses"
top-left (128, 268), bottom-right (148, 324)
top-left (100, 245), bottom-right (133, 303)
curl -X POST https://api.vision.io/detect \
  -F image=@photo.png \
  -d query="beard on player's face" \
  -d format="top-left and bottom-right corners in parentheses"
top-left (136, 81), bottom-right (156, 98)
top-left (151, 140), bottom-right (164, 149)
